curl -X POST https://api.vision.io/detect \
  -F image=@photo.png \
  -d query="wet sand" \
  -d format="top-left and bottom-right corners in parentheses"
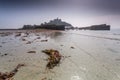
top-left (0, 30), bottom-right (120, 80)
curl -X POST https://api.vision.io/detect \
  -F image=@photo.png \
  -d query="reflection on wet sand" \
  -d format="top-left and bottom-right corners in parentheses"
top-left (0, 30), bottom-right (120, 80)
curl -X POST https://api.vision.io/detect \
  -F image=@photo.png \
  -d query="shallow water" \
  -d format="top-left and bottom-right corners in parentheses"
top-left (0, 30), bottom-right (120, 80)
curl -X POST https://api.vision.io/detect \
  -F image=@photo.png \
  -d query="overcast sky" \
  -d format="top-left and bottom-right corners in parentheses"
top-left (0, 0), bottom-right (120, 29)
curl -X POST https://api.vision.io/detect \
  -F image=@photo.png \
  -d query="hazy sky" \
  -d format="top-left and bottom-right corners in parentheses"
top-left (0, 0), bottom-right (120, 29)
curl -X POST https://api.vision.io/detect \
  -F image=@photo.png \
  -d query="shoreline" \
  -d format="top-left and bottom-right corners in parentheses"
top-left (0, 29), bottom-right (63, 33)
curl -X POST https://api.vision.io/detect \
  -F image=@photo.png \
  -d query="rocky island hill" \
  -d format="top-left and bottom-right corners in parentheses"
top-left (79, 24), bottom-right (110, 30)
top-left (21, 18), bottom-right (110, 31)
top-left (22, 18), bottom-right (73, 30)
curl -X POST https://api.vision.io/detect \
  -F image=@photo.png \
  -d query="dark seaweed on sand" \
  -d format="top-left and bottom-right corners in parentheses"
top-left (42, 49), bottom-right (62, 69)
top-left (0, 64), bottom-right (25, 80)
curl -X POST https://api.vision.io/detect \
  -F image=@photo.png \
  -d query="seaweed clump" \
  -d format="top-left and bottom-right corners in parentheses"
top-left (0, 64), bottom-right (25, 80)
top-left (42, 49), bottom-right (62, 69)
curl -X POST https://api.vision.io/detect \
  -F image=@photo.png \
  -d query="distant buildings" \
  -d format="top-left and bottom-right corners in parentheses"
top-left (47, 18), bottom-right (72, 26)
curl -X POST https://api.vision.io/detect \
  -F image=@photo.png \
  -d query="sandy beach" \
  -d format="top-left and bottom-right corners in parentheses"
top-left (0, 29), bottom-right (120, 80)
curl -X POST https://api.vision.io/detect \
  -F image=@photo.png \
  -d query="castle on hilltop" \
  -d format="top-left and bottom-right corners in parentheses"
top-left (44, 18), bottom-right (72, 27)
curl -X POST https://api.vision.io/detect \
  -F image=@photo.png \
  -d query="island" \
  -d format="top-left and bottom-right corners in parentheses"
top-left (79, 24), bottom-right (110, 30)
top-left (21, 18), bottom-right (73, 30)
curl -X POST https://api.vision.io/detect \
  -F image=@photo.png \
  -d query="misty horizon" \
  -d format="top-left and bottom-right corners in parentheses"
top-left (0, 0), bottom-right (120, 29)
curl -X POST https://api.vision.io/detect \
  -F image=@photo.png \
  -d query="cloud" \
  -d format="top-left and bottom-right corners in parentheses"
top-left (0, 0), bottom-right (120, 14)
top-left (0, 0), bottom-right (120, 29)
top-left (90, 0), bottom-right (120, 14)
top-left (0, 0), bottom-right (61, 8)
